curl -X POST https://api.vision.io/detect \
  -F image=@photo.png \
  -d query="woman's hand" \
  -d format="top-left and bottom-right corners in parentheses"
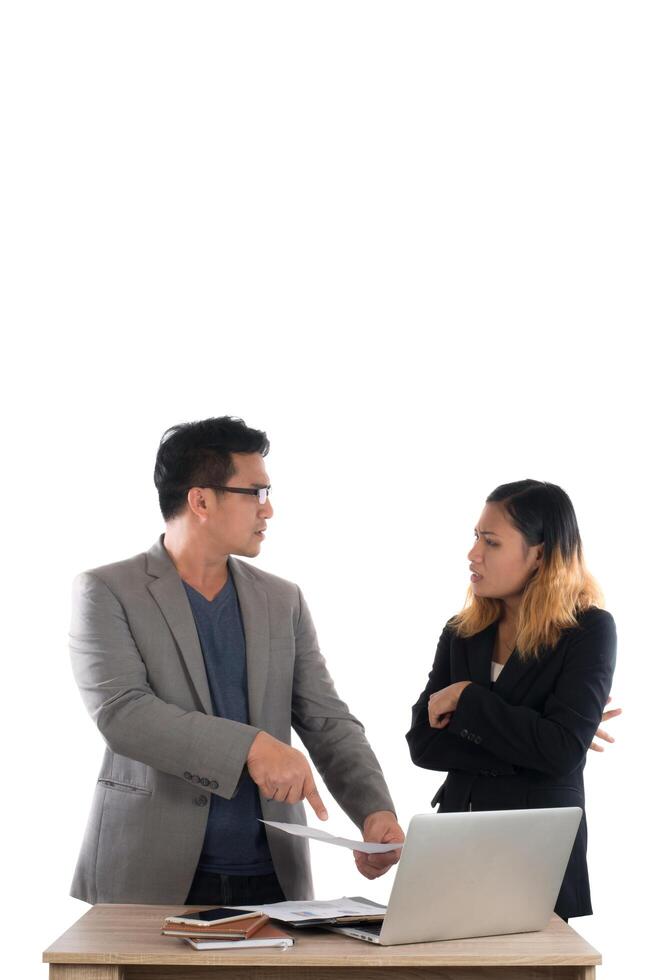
top-left (428, 681), bottom-right (472, 729)
top-left (589, 696), bottom-right (622, 752)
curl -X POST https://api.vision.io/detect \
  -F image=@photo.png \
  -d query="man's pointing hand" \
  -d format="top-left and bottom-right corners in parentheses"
top-left (247, 731), bottom-right (329, 821)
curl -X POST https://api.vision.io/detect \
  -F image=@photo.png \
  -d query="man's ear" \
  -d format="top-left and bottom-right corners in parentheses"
top-left (187, 487), bottom-right (209, 520)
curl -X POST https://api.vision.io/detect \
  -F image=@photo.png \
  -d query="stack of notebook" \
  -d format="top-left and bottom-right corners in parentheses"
top-left (162, 908), bottom-right (293, 950)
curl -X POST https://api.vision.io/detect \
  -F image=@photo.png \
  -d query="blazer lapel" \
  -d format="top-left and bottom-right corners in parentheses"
top-left (465, 622), bottom-right (497, 687)
top-left (494, 647), bottom-right (545, 699)
top-left (465, 620), bottom-right (547, 698)
top-left (228, 558), bottom-right (270, 728)
top-left (145, 537), bottom-right (213, 714)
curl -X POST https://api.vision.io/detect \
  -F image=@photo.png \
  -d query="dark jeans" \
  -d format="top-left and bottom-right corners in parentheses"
top-left (185, 867), bottom-right (286, 906)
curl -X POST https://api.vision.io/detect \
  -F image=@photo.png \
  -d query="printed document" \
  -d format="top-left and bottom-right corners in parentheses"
top-left (260, 819), bottom-right (404, 854)
top-left (230, 896), bottom-right (387, 924)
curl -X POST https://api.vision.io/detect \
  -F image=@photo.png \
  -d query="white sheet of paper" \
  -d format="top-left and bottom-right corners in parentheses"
top-left (260, 819), bottom-right (404, 854)
top-left (229, 896), bottom-right (387, 923)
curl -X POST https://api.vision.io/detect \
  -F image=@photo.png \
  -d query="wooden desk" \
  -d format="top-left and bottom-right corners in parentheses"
top-left (43, 904), bottom-right (601, 980)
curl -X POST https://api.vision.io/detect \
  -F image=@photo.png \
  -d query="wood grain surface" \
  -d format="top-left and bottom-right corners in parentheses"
top-left (43, 904), bottom-right (601, 969)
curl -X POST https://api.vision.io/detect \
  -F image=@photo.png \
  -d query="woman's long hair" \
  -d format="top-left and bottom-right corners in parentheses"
top-left (451, 480), bottom-right (604, 659)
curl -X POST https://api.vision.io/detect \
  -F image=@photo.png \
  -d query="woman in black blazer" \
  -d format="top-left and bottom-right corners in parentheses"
top-left (406, 480), bottom-right (617, 921)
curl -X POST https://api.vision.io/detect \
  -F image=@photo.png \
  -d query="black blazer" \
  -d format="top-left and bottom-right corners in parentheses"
top-left (406, 606), bottom-right (617, 919)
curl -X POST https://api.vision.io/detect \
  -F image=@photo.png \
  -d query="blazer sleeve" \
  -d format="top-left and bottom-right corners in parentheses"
top-left (447, 611), bottom-right (617, 777)
top-left (69, 571), bottom-right (260, 799)
top-left (290, 587), bottom-right (396, 828)
top-left (406, 624), bottom-right (517, 775)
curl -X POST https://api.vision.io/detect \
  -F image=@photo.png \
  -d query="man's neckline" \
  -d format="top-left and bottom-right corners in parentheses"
top-left (182, 575), bottom-right (233, 604)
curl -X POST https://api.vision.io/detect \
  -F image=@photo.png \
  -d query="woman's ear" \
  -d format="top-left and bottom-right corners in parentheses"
top-left (535, 544), bottom-right (544, 565)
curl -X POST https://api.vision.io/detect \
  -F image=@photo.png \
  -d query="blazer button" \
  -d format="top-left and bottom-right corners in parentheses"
top-left (200, 778), bottom-right (210, 787)
top-left (194, 795), bottom-right (208, 807)
top-left (192, 775), bottom-right (201, 784)
top-left (183, 772), bottom-right (192, 781)
top-left (210, 780), bottom-right (219, 790)
top-left (468, 734), bottom-right (475, 742)
top-left (460, 729), bottom-right (469, 739)
top-left (475, 736), bottom-right (482, 745)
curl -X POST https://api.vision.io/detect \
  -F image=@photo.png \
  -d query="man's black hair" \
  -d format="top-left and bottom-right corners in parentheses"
top-left (154, 416), bottom-right (270, 521)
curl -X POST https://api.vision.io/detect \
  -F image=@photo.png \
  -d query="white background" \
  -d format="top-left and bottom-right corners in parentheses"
top-left (1, 2), bottom-right (668, 977)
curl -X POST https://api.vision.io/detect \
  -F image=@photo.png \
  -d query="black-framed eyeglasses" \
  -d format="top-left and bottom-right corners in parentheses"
top-left (198, 485), bottom-right (271, 505)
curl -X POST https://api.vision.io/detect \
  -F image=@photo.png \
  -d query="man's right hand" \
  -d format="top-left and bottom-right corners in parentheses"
top-left (247, 731), bottom-right (329, 821)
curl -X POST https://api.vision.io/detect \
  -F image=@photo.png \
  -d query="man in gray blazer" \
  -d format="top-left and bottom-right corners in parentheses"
top-left (70, 416), bottom-right (402, 906)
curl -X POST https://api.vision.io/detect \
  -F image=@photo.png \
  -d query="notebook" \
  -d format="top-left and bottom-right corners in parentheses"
top-left (183, 923), bottom-right (294, 950)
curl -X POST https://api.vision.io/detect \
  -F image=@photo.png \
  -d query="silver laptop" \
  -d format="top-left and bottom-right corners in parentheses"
top-left (327, 807), bottom-right (582, 945)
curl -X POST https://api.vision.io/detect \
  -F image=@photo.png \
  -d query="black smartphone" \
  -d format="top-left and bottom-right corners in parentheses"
top-left (165, 907), bottom-right (257, 927)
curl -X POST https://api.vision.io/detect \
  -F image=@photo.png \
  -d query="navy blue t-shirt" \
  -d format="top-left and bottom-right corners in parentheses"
top-left (183, 576), bottom-right (274, 875)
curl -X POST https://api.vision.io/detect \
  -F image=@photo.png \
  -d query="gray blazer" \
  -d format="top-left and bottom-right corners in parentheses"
top-left (69, 537), bottom-right (394, 904)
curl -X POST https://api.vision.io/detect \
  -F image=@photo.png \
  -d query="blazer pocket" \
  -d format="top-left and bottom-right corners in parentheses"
top-left (98, 778), bottom-right (152, 797)
top-left (527, 785), bottom-right (583, 809)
